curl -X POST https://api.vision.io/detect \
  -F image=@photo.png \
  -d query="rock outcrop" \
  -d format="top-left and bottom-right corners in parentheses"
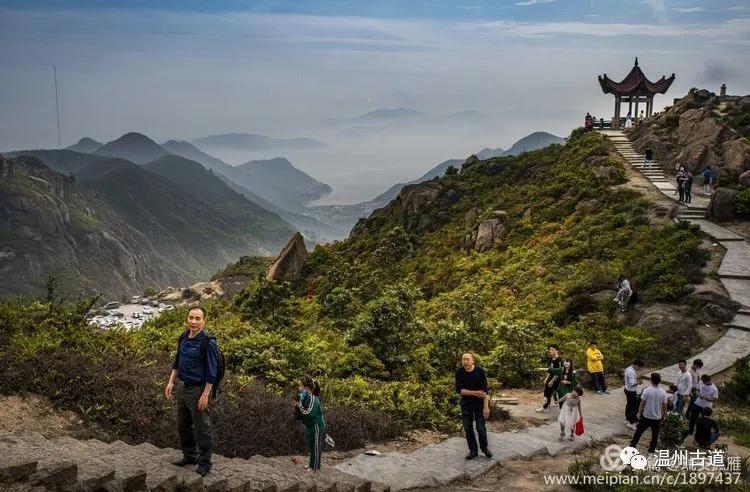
top-left (398, 182), bottom-right (442, 214)
top-left (474, 219), bottom-right (506, 252)
top-left (266, 232), bottom-right (307, 281)
top-left (627, 89), bottom-right (750, 182)
top-left (707, 187), bottom-right (740, 222)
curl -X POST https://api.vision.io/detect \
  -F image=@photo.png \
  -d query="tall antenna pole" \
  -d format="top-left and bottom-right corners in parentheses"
top-left (54, 65), bottom-right (61, 149)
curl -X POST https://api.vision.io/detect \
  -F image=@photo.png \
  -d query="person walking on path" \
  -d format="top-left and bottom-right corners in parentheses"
top-left (455, 353), bottom-right (492, 459)
top-left (614, 276), bottom-right (633, 312)
top-left (586, 341), bottom-right (608, 395)
top-left (624, 359), bottom-right (644, 430)
top-left (687, 374), bottom-right (719, 436)
top-left (296, 375), bottom-right (326, 471)
top-left (165, 306), bottom-right (219, 476)
top-left (536, 345), bottom-right (562, 413)
top-left (557, 387), bottom-right (584, 441)
top-left (675, 360), bottom-right (692, 414)
top-left (555, 358), bottom-right (578, 406)
top-left (685, 359), bottom-right (703, 420)
top-left (644, 147), bottom-right (654, 170)
top-left (685, 171), bottom-right (694, 203)
top-left (625, 112), bottom-right (633, 129)
top-left (693, 407), bottom-right (720, 449)
top-left (630, 372), bottom-right (668, 455)
top-left (702, 166), bottom-right (713, 195)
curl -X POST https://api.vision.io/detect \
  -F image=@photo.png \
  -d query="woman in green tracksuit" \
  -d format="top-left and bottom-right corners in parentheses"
top-left (550, 358), bottom-right (578, 408)
top-left (296, 375), bottom-right (326, 471)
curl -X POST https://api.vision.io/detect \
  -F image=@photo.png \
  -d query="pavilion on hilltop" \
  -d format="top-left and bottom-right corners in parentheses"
top-left (598, 58), bottom-right (675, 128)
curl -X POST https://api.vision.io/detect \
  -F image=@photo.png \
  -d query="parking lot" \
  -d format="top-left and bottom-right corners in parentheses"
top-left (88, 301), bottom-right (174, 330)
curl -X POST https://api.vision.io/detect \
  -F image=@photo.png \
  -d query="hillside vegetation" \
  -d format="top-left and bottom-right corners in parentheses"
top-left (0, 130), bottom-right (712, 457)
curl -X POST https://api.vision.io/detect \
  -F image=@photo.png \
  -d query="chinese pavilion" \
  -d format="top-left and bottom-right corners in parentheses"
top-left (598, 58), bottom-right (675, 128)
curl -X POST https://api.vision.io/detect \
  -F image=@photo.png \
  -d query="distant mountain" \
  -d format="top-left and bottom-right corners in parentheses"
top-left (5, 149), bottom-right (102, 175)
top-left (373, 158), bottom-right (463, 205)
top-left (236, 157), bottom-right (333, 211)
top-left (354, 108), bottom-right (423, 122)
top-left (77, 157), bottom-right (139, 181)
top-left (502, 132), bottom-right (564, 156)
top-left (477, 147), bottom-right (505, 160)
top-left (161, 140), bottom-right (230, 174)
top-left (65, 137), bottom-right (103, 154)
top-left (192, 133), bottom-right (327, 152)
top-left (94, 132), bottom-right (168, 164)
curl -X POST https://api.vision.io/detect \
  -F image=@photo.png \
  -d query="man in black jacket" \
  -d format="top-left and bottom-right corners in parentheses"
top-left (455, 353), bottom-right (492, 460)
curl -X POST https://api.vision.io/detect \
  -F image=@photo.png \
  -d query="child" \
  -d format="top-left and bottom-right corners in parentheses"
top-left (666, 384), bottom-right (679, 411)
top-left (694, 407), bottom-right (720, 449)
top-left (558, 387), bottom-right (584, 441)
top-left (295, 375), bottom-right (326, 471)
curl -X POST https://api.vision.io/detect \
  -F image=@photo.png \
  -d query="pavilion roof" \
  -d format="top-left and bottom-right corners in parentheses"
top-left (598, 58), bottom-right (675, 97)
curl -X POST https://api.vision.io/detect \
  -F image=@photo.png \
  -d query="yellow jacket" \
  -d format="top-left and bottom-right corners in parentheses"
top-left (586, 347), bottom-right (604, 373)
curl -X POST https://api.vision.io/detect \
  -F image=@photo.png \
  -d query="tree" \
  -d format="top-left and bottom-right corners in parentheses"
top-left (236, 278), bottom-right (294, 330)
top-left (349, 283), bottom-right (422, 377)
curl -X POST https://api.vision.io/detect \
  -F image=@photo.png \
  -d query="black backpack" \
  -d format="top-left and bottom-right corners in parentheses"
top-left (178, 330), bottom-right (226, 397)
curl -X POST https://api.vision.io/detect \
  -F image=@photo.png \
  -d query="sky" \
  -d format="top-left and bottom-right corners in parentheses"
top-left (1, 0), bottom-right (749, 203)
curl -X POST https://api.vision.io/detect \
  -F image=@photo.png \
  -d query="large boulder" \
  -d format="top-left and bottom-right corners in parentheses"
top-left (594, 166), bottom-right (620, 184)
top-left (398, 182), bottom-right (442, 214)
top-left (266, 232), bottom-right (307, 282)
top-left (474, 219), bottom-right (506, 252)
top-left (462, 155), bottom-right (480, 169)
top-left (723, 139), bottom-right (750, 173)
top-left (688, 291), bottom-right (740, 323)
top-left (707, 187), bottom-right (740, 222)
top-left (675, 109), bottom-right (728, 172)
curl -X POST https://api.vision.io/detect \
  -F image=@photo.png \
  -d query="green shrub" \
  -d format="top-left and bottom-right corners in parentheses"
top-left (736, 188), bottom-right (750, 217)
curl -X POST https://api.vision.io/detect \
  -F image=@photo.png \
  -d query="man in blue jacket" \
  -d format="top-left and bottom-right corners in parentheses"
top-left (165, 306), bottom-right (219, 476)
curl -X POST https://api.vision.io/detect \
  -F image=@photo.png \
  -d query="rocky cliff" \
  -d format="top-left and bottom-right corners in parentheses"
top-left (627, 88), bottom-right (750, 184)
top-left (0, 155), bottom-right (187, 298)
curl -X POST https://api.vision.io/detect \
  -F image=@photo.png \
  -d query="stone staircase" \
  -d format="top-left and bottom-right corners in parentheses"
top-left (1, 430), bottom-right (387, 492)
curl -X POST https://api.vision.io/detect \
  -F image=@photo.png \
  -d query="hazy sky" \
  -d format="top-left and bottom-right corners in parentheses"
top-left (2, 0), bottom-right (749, 202)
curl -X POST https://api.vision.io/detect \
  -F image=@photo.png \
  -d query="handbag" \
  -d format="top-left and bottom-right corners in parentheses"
top-left (575, 417), bottom-right (585, 436)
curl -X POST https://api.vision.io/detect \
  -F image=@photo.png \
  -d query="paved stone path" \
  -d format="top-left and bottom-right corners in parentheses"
top-left (333, 130), bottom-right (750, 490)
top-left (2, 430), bottom-right (387, 491)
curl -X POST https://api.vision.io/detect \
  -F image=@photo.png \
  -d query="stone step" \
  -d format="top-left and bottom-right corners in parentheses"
top-left (107, 440), bottom-right (204, 491)
top-left (263, 456), bottom-right (353, 492)
top-left (1, 434), bottom-right (40, 485)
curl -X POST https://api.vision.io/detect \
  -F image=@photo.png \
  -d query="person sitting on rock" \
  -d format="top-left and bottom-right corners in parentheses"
top-left (295, 375), bottom-right (326, 471)
top-left (614, 276), bottom-right (633, 312)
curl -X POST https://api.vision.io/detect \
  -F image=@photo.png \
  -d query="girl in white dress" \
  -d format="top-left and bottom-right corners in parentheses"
top-left (558, 386), bottom-right (584, 441)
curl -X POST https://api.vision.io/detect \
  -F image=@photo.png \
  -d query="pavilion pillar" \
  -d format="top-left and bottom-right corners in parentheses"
top-left (614, 96), bottom-right (621, 128)
top-left (647, 97), bottom-right (653, 117)
top-left (628, 97), bottom-right (633, 116)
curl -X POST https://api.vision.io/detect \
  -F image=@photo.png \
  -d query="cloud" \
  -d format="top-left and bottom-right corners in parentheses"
top-left (675, 7), bottom-right (706, 13)
top-left (641, 0), bottom-right (667, 15)
top-left (727, 5), bottom-right (748, 11)
top-left (700, 60), bottom-right (743, 83)
top-left (516, 0), bottom-right (556, 6)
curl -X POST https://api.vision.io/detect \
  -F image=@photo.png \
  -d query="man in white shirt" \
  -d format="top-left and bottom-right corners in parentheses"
top-left (630, 372), bottom-right (668, 454)
top-left (675, 359), bottom-right (693, 414)
top-left (688, 374), bottom-right (719, 435)
top-left (624, 359), bottom-right (643, 429)
top-left (685, 359), bottom-right (703, 420)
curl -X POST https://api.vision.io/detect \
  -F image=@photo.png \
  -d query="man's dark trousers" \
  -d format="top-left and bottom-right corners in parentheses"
top-left (462, 405), bottom-right (488, 454)
top-left (176, 383), bottom-right (212, 467)
top-left (624, 389), bottom-right (639, 424)
top-left (630, 417), bottom-right (661, 453)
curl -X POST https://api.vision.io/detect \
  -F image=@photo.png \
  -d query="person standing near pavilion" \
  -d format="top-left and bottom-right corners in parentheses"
top-left (455, 353), bottom-right (492, 460)
top-left (625, 112), bottom-right (633, 128)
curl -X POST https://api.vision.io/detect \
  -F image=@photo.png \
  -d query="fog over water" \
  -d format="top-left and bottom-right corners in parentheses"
top-left (2, 2), bottom-right (749, 204)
